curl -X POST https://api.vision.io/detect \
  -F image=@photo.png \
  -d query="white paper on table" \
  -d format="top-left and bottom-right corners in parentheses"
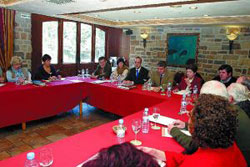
top-left (91, 80), bottom-right (111, 84)
top-left (174, 90), bottom-right (187, 95)
top-left (149, 115), bottom-right (176, 126)
top-left (117, 86), bottom-right (129, 90)
top-left (60, 78), bottom-right (66, 80)
top-left (69, 80), bottom-right (83, 83)
top-left (0, 83), bottom-right (5, 87)
top-left (162, 127), bottom-right (191, 138)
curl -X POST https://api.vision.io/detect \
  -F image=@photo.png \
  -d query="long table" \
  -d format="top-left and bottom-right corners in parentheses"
top-left (0, 77), bottom-right (189, 166)
top-left (0, 80), bottom-right (85, 129)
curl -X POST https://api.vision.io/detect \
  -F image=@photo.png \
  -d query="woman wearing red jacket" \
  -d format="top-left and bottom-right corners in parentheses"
top-left (174, 64), bottom-right (202, 94)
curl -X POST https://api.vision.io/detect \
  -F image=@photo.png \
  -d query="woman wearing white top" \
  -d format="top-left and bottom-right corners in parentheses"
top-left (6, 56), bottom-right (31, 83)
top-left (111, 58), bottom-right (129, 81)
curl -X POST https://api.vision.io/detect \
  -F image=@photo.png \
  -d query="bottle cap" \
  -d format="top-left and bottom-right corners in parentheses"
top-left (119, 119), bottom-right (124, 124)
top-left (27, 152), bottom-right (35, 160)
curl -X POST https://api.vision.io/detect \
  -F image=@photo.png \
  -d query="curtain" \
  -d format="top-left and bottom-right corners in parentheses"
top-left (0, 8), bottom-right (15, 78)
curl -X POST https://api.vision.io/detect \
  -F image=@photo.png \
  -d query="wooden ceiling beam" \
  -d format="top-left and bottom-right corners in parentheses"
top-left (63, 0), bottom-right (236, 15)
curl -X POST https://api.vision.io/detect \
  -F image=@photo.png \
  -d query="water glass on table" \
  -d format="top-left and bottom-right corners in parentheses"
top-left (152, 107), bottom-right (161, 130)
top-left (130, 119), bottom-right (142, 146)
top-left (39, 148), bottom-right (53, 167)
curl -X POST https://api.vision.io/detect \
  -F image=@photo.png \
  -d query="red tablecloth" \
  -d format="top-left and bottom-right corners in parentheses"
top-left (0, 93), bottom-right (188, 167)
top-left (0, 80), bottom-right (85, 128)
top-left (0, 77), bottom-right (190, 167)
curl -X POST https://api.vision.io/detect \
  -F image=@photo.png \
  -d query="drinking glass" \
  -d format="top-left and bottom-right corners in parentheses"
top-left (39, 148), bottom-right (53, 167)
top-left (151, 107), bottom-right (161, 130)
top-left (130, 119), bottom-right (142, 146)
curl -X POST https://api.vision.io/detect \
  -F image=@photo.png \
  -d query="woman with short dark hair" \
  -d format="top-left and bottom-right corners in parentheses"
top-left (82, 142), bottom-right (160, 167)
top-left (34, 54), bottom-right (61, 80)
top-left (174, 64), bottom-right (202, 93)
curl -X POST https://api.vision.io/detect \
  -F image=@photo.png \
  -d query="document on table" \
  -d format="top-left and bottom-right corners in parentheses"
top-left (69, 80), bottom-right (83, 83)
top-left (0, 83), bottom-right (5, 87)
top-left (91, 80), bottom-right (112, 84)
top-left (148, 115), bottom-right (176, 126)
top-left (162, 127), bottom-right (191, 138)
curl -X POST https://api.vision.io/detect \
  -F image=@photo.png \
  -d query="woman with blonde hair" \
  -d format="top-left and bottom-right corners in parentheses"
top-left (6, 56), bottom-right (31, 83)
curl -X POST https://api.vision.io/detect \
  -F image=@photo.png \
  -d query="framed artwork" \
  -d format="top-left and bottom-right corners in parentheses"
top-left (167, 33), bottom-right (199, 67)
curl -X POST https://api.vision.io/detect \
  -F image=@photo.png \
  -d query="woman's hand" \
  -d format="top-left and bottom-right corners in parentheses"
top-left (152, 87), bottom-right (161, 92)
top-left (49, 76), bottom-right (57, 81)
top-left (172, 120), bottom-right (185, 129)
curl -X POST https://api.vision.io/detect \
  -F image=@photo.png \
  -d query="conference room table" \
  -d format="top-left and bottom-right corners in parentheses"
top-left (0, 79), bottom-right (85, 129)
top-left (0, 77), bottom-right (189, 166)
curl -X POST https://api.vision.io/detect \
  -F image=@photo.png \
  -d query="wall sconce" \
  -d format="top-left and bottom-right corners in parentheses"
top-left (140, 32), bottom-right (148, 48)
top-left (226, 27), bottom-right (240, 54)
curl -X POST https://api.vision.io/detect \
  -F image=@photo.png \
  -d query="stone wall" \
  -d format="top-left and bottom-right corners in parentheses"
top-left (14, 11), bottom-right (32, 70)
top-left (129, 26), bottom-right (250, 81)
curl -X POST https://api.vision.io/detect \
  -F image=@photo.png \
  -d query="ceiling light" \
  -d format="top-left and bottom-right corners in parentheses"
top-left (189, 6), bottom-right (198, 10)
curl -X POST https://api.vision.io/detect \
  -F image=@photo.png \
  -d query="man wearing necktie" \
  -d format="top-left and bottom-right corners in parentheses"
top-left (123, 57), bottom-right (149, 85)
top-left (150, 61), bottom-right (174, 92)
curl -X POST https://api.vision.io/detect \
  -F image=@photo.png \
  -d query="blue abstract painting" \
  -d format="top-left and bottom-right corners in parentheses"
top-left (167, 34), bottom-right (199, 66)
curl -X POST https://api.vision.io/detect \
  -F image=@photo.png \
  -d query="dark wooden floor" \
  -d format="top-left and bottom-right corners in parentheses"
top-left (0, 103), bottom-right (120, 160)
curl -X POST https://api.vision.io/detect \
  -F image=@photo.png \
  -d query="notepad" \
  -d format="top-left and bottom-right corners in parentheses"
top-left (149, 115), bottom-right (176, 126)
top-left (162, 127), bottom-right (191, 138)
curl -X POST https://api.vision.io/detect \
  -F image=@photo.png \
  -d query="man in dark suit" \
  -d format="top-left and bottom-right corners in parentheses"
top-left (213, 64), bottom-right (237, 87)
top-left (123, 56), bottom-right (149, 84)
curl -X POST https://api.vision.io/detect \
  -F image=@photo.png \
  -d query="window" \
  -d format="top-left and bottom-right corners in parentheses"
top-left (95, 28), bottom-right (106, 62)
top-left (42, 21), bottom-right (58, 64)
top-left (80, 23), bottom-right (92, 63)
top-left (63, 22), bottom-right (77, 63)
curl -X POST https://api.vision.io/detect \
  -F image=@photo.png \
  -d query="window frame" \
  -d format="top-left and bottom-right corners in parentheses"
top-left (40, 19), bottom-right (107, 66)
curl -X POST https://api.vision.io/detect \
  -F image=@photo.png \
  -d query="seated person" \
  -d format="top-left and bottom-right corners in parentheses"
top-left (168, 81), bottom-right (250, 165)
top-left (0, 67), bottom-right (4, 83)
top-left (123, 56), bottom-right (149, 85)
top-left (149, 61), bottom-right (174, 92)
top-left (110, 57), bottom-right (129, 81)
top-left (6, 56), bottom-right (31, 83)
top-left (82, 142), bottom-right (160, 167)
top-left (34, 54), bottom-right (61, 81)
top-left (213, 64), bottom-right (237, 87)
top-left (237, 76), bottom-right (250, 90)
top-left (92, 57), bottom-right (111, 79)
top-left (173, 64), bottom-right (202, 93)
top-left (140, 94), bottom-right (247, 167)
top-left (227, 83), bottom-right (250, 165)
